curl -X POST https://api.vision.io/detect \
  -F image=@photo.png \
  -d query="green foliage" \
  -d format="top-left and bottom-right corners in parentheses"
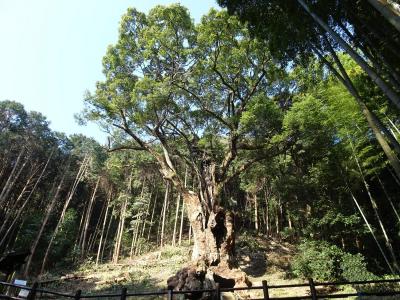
top-left (292, 240), bottom-right (374, 282)
top-left (292, 240), bottom-right (343, 281)
top-left (237, 232), bottom-right (263, 252)
top-left (2, 1), bottom-right (400, 280)
top-left (340, 252), bottom-right (376, 282)
top-left (51, 209), bottom-right (78, 267)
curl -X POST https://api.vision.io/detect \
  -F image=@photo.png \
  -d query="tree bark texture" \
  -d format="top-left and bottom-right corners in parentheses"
top-left (183, 192), bottom-right (235, 267)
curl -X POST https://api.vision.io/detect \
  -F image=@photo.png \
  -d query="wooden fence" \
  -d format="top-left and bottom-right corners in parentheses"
top-left (1, 278), bottom-right (400, 299)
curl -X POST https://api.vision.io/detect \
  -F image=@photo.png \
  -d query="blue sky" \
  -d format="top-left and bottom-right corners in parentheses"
top-left (0, 0), bottom-right (216, 143)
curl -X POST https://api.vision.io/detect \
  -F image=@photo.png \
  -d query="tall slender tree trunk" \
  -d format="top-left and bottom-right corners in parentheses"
top-left (40, 157), bottom-right (88, 273)
top-left (0, 150), bottom-right (29, 209)
top-left (96, 191), bottom-right (111, 266)
top-left (113, 173), bottom-right (132, 263)
top-left (376, 174), bottom-right (400, 224)
top-left (297, 0), bottom-right (400, 110)
top-left (349, 136), bottom-right (400, 272)
top-left (254, 193), bottom-right (259, 231)
top-left (141, 191), bottom-right (153, 238)
top-left (367, 0), bottom-right (400, 32)
top-left (0, 172), bottom-right (34, 236)
top-left (0, 151), bottom-right (53, 249)
top-left (81, 177), bottom-right (100, 257)
top-left (387, 115), bottom-right (400, 136)
top-left (323, 36), bottom-right (400, 156)
top-left (315, 42), bottom-right (400, 181)
top-left (344, 178), bottom-right (395, 274)
top-left (0, 148), bottom-right (25, 208)
top-left (188, 224), bottom-right (192, 245)
top-left (130, 219), bottom-right (139, 259)
top-left (178, 201), bottom-right (185, 246)
top-left (112, 195), bottom-right (127, 264)
top-left (88, 197), bottom-right (108, 253)
top-left (160, 181), bottom-right (170, 247)
top-left (264, 188), bottom-right (270, 236)
top-left (24, 173), bottom-right (66, 276)
top-left (131, 178), bottom-right (147, 255)
top-left (178, 169), bottom-right (188, 246)
top-left (100, 205), bottom-right (114, 263)
top-left (147, 191), bottom-right (157, 241)
top-left (172, 193), bottom-right (181, 246)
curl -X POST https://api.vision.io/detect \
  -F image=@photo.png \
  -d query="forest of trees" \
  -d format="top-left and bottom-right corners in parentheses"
top-left (1, 0), bottom-right (400, 284)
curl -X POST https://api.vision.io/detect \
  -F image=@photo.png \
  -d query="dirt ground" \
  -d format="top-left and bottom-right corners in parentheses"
top-left (36, 237), bottom-right (398, 299)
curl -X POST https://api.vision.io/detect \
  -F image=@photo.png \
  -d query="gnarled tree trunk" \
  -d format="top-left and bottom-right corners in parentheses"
top-left (182, 191), bottom-right (235, 268)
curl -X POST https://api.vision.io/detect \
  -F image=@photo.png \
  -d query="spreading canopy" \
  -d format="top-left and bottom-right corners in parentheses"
top-left (83, 5), bottom-right (287, 209)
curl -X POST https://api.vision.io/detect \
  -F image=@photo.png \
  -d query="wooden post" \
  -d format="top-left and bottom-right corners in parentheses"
top-left (27, 282), bottom-right (38, 300)
top-left (262, 280), bottom-right (270, 300)
top-left (120, 287), bottom-right (127, 300)
top-left (74, 289), bottom-right (82, 300)
top-left (215, 283), bottom-right (220, 300)
top-left (168, 286), bottom-right (173, 300)
top-left (308, 278), bottom-right (317, 300)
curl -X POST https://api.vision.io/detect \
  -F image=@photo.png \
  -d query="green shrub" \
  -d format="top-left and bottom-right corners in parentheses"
top-left (292, 240), bottom-right (342, 281)
top-left (340, 252), bottom-right (376, 282)
top-left (292, 240), bottom-right (374, 282)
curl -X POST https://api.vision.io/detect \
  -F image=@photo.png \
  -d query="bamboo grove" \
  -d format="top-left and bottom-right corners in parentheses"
top-left (1, 1), bottom-right (400, 280)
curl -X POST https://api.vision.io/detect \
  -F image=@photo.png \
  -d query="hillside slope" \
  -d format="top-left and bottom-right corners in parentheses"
top-left (37, 236), bottom-right (392, 299)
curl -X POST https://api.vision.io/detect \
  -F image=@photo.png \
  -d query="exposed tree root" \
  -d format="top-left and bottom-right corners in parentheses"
top-left (167, 261), bottom-right (251, 299)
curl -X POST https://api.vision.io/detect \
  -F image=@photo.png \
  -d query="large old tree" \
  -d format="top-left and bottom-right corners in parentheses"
top-left (83, 5), bottom-right (284, 269)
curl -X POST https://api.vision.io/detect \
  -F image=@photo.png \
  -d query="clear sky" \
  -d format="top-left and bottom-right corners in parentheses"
top-left (0, 0), bottom-right (217, 143)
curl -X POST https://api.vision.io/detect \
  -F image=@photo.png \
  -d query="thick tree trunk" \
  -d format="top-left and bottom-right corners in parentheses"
top-left (182, 192), bottom-right (235, 267)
